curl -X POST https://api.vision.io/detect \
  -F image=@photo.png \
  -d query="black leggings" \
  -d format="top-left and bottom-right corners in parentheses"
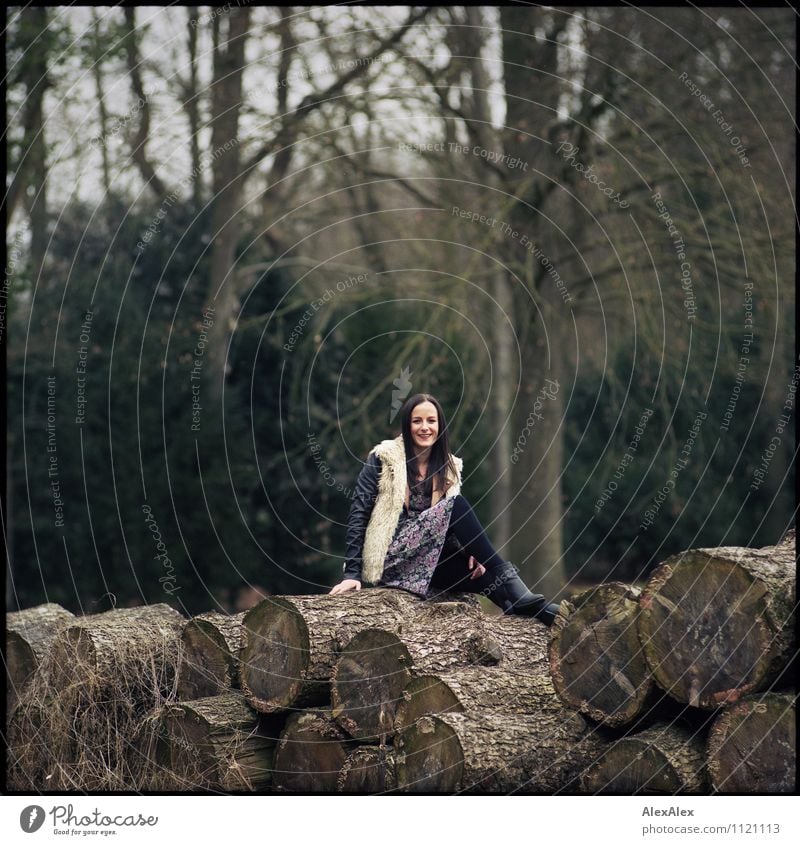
top-left (440, 494), bottom-right (506, 572)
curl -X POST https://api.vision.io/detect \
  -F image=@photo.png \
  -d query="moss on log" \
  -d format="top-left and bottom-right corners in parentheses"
top-left (272, 708), bottom-right (349, 793)
top-left (638, 534), bottom-right (795, 708)
top-left (550, 583), bottom-right (655, 726)
top-left (7, 603), bottom-right (74, 712)
top-left (707, 692), bottom-right (795, 793)
top-left (581, 723), bottom-right (709, 794)
top-left (337, 746), bottom-right (397, 794)
top-left (395, 707), bottom-right (606, 794)
top-left (164, 692), bottom-right (280, 791)
top-left (177, 612), bottom-right (244, 699)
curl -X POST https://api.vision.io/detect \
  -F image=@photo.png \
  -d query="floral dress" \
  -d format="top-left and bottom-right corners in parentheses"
top-left (378, 476), bottom-right (463, 597)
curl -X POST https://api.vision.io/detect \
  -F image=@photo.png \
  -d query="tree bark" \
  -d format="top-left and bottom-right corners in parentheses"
top-left (337, 745), bottom-right (397, 794)
top-left (177, 611), bottom-right (244, 699)
top-left (50, 603), bottom-right (184, 694)
top-left (239, 588), bottom-right (424, 713)
top-left (707, 692), bottom-right (795, 794)
top-left (164, 692), bottom-right (280, 791)
top-left (395, 665), bottom-right (558, 731)
top-left (395, 708), bottom-right (606, 794)
top-left (330, 600), bottom-right (499, 740)
top-left (581, 723), bottom-right (709, 794)
top-left (481, 613), bottom-right (551, 670)
top-left (638, 533), bottom-right (796, 708)
top-left (501, 6), bottom-right (570, 599)
top-left (6, 602), bottom-right (74, 711)
top-left (550, 583), bottom-right (656, 726)
top-left (203, 6), bottom-right (251, 402)
top-left (272, 708), bottom-right (349, 793)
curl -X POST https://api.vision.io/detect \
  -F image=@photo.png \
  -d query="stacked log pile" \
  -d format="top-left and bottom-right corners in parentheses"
top-left (550, 529), bottom-right (796, 794)
top-left (7, 529), bottom-right (794, 794)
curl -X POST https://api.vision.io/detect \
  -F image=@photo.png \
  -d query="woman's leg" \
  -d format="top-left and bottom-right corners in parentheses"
top-left (436, 494), bottom-right (561, 624)
top-left (445, 494), bottom-right (507, 572)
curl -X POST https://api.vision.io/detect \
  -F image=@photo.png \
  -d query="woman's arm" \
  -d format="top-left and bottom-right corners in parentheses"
top-left (334, 451), bottom-right (380, 589)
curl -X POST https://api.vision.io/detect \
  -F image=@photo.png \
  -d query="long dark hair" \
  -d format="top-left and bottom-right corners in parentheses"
top-left (398, 393), bottom-right (458, 498)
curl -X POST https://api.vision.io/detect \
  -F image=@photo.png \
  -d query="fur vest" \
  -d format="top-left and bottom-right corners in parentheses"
top-left (361, 435), bottom-right (463, 585)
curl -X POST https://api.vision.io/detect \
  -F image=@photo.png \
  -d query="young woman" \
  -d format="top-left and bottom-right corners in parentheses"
top-left (329, 393), bottom-right (563, 625)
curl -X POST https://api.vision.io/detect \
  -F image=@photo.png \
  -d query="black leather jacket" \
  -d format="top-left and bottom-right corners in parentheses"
top-left (342, 452), bottom-right (381, 581)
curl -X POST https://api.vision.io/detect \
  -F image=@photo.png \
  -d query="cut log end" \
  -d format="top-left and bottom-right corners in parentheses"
top-left (240, 598), bottom-right (310, 713)
top-left (272, 710), bottom-right (348, 793)
top-left (640, 555), bottom-right (778, 708)
top-left (330, 628), bottom-right (412, 740)
top-left (337, 746), bottom-right (397, 793)
top-left (707, 693), bottom-right (796, 793)
top-left (394, 675), bottom-right (464, 731)
top-left (395, 715), bottom-right (464, 793)
top-left (581, 725), bottom-right (708, 795)
top-left (550, 582), bottom-right (652, 726)
top-left (177, 616), bottom-right (240, 700)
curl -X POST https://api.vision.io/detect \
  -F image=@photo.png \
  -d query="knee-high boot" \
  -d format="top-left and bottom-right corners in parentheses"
top-left (430, 553), bottom-right (561, 626)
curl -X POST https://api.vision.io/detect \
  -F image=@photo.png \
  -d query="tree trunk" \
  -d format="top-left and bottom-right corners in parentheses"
top-left (501, 6), bottom-right (569, 599)
top-left (202, 7), bottom-right (251, 403)
top-left (330, 600), bottom-right (499, 740)
top-left (638, 533), bottom-right (796, 708)
top-left (272, 708), bottom-right (349, 793)
top-left (337, 745), bottom-right (397, 794)
top-left (550, 583), bottom-right (656, 726)
top-left (164, 692), bottom-right (280, 791)
top-left (177, 611), bottom-right (244, 699)
top-left (395, 708), bottom-right (605, 794)
top-left (707, 692), bottom-right (795, 793)
top-left (239, 589), bottom-right (425, 713)
top-left (488, 269), bottom-right (516, 554)
top-left (50, 603), bottom-right (184, 694)
top-left (395, 665), bottom-right (558, 731)
top-left (581, 723), bottom-right (709, 794)
top-left (6, 602), bottom-right (74, 711)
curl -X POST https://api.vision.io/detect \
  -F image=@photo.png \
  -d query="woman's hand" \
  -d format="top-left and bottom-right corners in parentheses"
top-left (329, 579), bottom-right (362, 595)
top-left (468, 556), bottom-right (487, 580)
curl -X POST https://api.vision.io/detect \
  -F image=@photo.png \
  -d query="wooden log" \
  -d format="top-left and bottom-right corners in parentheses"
top-left (581, 723), bottom-right (709, 794)
top-left (707, 692), bottom-right (796, 793)
top-left (481, 614), bottom-right (551, 670)
top-left (6, 603), bottom-right (74, 712)
top-left (549, 583), bottom-right (655, 726)
top-left (337, 746), bottom-right (397, 794)
top-left (164, 692), bottom-right (280, 791)
top-left (272, 708), bottom-right (349, 793)
top-left (50, 603), bottom-right (185, 694)
top-left (395, 707), bottom-right (606, 794)
top-left (330, 601), bottom-right (498, 740)
top-left (395, 665), bottom-right (557, 731)
top-left (639, 534), bottom-right (796, 708)
top-left (240, 589), bottom-right (425, 713)
top-left (177, 612), bottom-right (244, 699)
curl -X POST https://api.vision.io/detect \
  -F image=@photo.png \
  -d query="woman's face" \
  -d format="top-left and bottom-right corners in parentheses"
top-left (409, 401), bottom-right (439, 452)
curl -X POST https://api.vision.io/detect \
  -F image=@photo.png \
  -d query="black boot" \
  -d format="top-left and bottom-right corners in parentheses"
top-left (485, 561), bottom-right (560, 625)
